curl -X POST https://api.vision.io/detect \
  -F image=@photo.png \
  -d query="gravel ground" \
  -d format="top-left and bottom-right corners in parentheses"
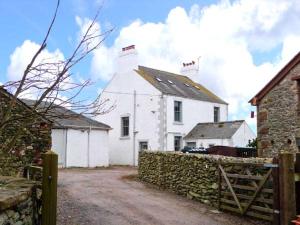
top-left (57, 166), bottom-right (266, 225)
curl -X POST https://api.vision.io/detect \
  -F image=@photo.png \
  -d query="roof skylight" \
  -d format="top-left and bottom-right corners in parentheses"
top-left (156, 77), bottom-right (162, 82)
top-left (167, 80), bottom-right (173, 84)
top-left (184, 83), bottom-right (190, 87)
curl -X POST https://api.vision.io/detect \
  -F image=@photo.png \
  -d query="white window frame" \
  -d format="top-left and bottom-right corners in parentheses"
top-left (214, 106), bottom-right (220, 123)
top-left (174, 100), bottom-right (182, 123)
top-left (121, 116), bottom-right (130, 137)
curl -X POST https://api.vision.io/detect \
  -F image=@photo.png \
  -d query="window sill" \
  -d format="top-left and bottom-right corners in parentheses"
top-left (119, 136), bottom-right (130, 140)
top-left (173, 121), bottom-right (184, 125)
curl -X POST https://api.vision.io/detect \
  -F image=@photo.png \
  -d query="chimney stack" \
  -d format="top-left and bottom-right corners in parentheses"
top-left (117, 45), bottom-right (138, 73)
top-left (180, 60), bottom-right (199, 81)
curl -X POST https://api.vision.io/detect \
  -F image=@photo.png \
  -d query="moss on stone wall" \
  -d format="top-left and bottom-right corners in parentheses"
top-left (0, 176), bottom-right (40, 225)
top-left (0, 90), bottom-right (52, 176)
top-left (138, 151), bottom-right (272, 207)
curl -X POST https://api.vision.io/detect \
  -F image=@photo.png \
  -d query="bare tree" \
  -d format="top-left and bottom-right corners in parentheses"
top-left (0, 0), bottom-right (114, 153)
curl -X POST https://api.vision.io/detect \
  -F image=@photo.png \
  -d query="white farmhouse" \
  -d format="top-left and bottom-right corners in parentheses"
top-left (184, 120), bottom-right (256, 148)
top-left (99, 45), bottom-right (228, 166)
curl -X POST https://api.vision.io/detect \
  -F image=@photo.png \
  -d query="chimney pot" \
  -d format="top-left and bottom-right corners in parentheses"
top-left (180, 59), bottom-right (199, 81)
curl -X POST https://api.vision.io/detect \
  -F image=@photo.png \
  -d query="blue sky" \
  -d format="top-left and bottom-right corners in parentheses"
top-left (1, 0), bottom-right (300, 132)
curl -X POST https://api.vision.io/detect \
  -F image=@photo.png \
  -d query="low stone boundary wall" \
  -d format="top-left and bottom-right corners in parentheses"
top-left (138, 151), bottom-right (272, 207)
top-left (0, 176), bottom-right (40, 225)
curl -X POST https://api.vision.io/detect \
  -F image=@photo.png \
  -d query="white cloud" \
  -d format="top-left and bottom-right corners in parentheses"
top-left (7, 40), bottom-right (65, 81)
top-left (6, 40), bottom-right (70, 101)
top-left (86, 0), bottom-right (300, 130)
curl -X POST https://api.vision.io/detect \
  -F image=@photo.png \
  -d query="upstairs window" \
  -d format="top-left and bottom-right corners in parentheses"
top-left (214, 107), bottom-right (220, 122)
top-left (121, 116), bottom-right (129, 137)
top-left (174, 101), bottom-right (182, 122)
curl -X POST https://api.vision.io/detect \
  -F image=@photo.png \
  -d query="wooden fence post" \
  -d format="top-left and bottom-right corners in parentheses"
top-left (42, 150), bottom-right (58, 225)
top-left (295, 153), bottom-right (300, 214)
top-left (279, 153), bottom-right (296, 225)
top-left (272, 157), bottom-right (280, 225)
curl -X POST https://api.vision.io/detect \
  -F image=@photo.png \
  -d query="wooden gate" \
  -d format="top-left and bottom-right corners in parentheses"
top-left (218, 159), bottom-right (279, 223)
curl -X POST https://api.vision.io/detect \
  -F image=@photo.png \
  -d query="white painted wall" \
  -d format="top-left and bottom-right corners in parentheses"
top-left (66, 129), bottom-right (89, 167)
top-left (51, 129), bottom-right (66, 167)
top-left (99, 66), bottom-right (162, 165)
top-left (232, 121), bottom-right (256, 147)
top-left (88, 130), bottom-right (109, 167)
top-left (51, 128), bottom-right (109, 167)
top-left (165, 96), bottom-right (228, 150)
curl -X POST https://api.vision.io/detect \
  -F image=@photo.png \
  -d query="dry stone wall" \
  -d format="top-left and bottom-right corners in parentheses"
top-left (0, 90), bottom-right (52, 177)
top-left (257, 62), bottom-right (300, 157)
top-left (0, 176), bottom-right (40, 225)
top-left (138, 151), bottom-right (272, 207)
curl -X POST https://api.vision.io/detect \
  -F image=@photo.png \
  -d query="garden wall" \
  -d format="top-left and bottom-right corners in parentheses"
top-left (0, 89), bottom-right (52, 177)
top-left (0, 176), bottom-right (40, 225)
top-left (138, 151), bottom-right (272, 207)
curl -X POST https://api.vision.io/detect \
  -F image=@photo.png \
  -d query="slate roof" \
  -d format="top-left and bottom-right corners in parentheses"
top-left (184, 120), bottom-right (244, 139)
top-left (22, 99), bottom-right (111, 130)
top-left (0, 88), bottom-right (51, 123)
top-left (136, 66), bottom-right (227, 104)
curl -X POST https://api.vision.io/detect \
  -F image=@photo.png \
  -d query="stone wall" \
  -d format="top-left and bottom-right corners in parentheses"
top-left (0, 89), bottom-right (52, 176)
top-left (0, 176), bottom-right (40, 225)
top-left (257, 62), bottom-right (300, 157)
top-left (138, 151), bottom-right (271, 207)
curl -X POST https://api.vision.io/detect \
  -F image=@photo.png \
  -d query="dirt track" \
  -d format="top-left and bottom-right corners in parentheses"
top-left (57, 167), bottom-right (264, 225)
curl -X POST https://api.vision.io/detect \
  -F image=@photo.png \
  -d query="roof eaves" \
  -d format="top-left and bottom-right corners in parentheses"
top-left (249, 51), bottom-right (300, 106)
top-left (0, 88), bottom-right (52, 124)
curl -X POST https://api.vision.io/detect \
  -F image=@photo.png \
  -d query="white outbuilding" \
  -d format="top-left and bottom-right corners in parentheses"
top-left (51, 109), bottom-right (111, 168)
top-left (22, 99), bottom-right (111, 168)
top-left (184, 120), bottom-right (256, 148)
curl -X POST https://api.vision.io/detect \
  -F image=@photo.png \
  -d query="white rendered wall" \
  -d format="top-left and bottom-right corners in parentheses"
top-left (165, 96), bottom-right (228, 150)
top-left (51, 129), bottom-right (66, 167)
top-left (99, 69), bottom-right (162, 166)
top-left (52, 128), bottom-right (109, 167)
top-left (89, 130), bottom-right (109, 167)
top-left (66, 129), bottom-right (89, 167)
top-left (232, 121), bottom-right (256, 147)
top-left (187, 138), bottom-right (232, 148)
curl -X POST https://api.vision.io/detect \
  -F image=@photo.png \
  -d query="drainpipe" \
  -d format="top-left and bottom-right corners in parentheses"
top-left (133, 90), bottom-right (137, 166)
top-left (65, 129), bottom-right (68, 168)
top-left (87, 126), bottom-right (91, 167)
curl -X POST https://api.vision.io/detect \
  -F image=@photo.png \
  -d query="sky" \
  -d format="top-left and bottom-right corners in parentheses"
top-left (1, 0), bottom-right (300, 133)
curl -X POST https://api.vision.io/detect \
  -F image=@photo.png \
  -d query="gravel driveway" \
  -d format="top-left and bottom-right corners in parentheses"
top-left (57, 167), bottom-right (265, 225)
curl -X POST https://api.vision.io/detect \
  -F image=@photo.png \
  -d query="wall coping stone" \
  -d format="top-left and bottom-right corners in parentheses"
top-left (0, 176), bottom-right (37, 211)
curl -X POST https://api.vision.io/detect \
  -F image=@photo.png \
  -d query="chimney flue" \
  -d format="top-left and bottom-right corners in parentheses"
top-left (180, 60), bottom-right (199, 81)
top-left (117, 45), bottom-right (138, 73)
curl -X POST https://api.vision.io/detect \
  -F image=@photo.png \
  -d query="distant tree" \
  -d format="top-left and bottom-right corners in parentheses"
top-left (0, 0), bottom-right (114, 153)
top-left (247, 138), bottom-right (257, 148)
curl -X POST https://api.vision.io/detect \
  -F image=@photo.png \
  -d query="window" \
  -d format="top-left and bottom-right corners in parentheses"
top-left (139, 142), bottom-right (148, 151)
top-left (214, 107), bottom-right (220, 122)
top-left (174, 101), bottom-right (182, 122)
top-left (186, 142), bottom-right (196, 148)
top-left (121, 116), bottom-right (129, 137)
top-left (174, 136), bottom-right (182, 151)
